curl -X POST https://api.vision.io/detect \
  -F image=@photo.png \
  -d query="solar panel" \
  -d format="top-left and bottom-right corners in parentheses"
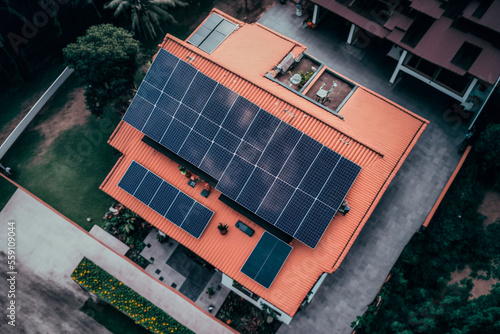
top-left (187, 13), bottom-right (238, 54)
top-left (122, 50), bottom-right (362, 248)
top-left (236, 168), bottom-right (275, 212)
top-left (199, 143), bottom-right (233, 180)
top-left (118, 161), bottom-right (213, 238)
top-left (142, 108), bottom-right (172, 142)
top-left (241, 232), bottom-right (292, 289)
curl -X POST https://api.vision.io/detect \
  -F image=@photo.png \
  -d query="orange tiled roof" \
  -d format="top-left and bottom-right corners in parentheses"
top-left (101, 9), bottom-right (428, 317)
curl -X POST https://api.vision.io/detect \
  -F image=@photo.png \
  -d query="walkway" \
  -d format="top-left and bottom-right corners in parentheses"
top-left (0, 189), bottom-right (234, 334)
top-left (259, 3), bottom-right (469, 334)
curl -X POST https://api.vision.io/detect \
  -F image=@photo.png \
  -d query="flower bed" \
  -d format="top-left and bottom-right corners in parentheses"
top-left (71, 258), bottom-right (193, 334)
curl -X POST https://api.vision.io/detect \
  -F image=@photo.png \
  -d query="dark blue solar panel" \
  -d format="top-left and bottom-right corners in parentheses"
top-left (142, 108), bottom-right (172, 142)
top-left (216, 156), bottom-right (254, 199)
top-left (236, 141), bottom-right (261, 164)
top-left (123, 96), bottom-right (154, 131)
top-left (241, 232), bottom-right (276, 279)
top-left (294, 201), bottom-right (336, 248)
top-left (257, 122), bottom-right (302, 176)
top-left (137, 81), bottom-right (161, 105)
top-left (149, 182), bottom-right (178, 216)
top-left (222, 96), bottom-right (259, 138)
top-left (174, 104), bottom-right (198, 127)
top-left (214, 128), bottom-right (241, 153)
top-left (143, 49), bottom-right (178, 89)
top-left (236, 168), bottom-right (275, 212)
top-left (118, 161), bottom-right (214, 239)
top-left (178, 131), bottom-right (211, 166)
top-left (318, 157), bottom-right (361, 209)
top-left (164, 61), bottom-right (197, 101)
top-left (241, 232), bottom-right (292, 289)
top-left (159, 119), bottom-right (190, 153)
top-left (118, 161), bottom-right (147, 194)
top-left (275, 190), bottom-right (314, 235)
top-left (201, 85), bottom-right (238, 125)
top-left (182, 72), bottom-right (217, 112)
top-left (199, 143), bottom-right (233, 180)
top-left (165, 192), bottom-right (194, 226)
top-left (156, 93), bottom-right (180, 116)
top-left (181, 202), bottom-right (214, 238)
top-left (243, 110), bottom-right (280, 151)
top-left (256, 179), bottom-right (295, 224)
top-left (278, 135), bottom-right (322, 188)
top-left (134, 171), bottom-right (162, 205)
top-left (298, 147), bottom-right (342, 198)
top-left (125, 51), bottom-right (364, 248)
top-left (193, 116), bottom-right (219, 140)
top-left (254, 238), bottom-right (292, 289)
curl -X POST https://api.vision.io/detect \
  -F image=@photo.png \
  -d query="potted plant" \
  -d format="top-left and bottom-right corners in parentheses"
top-left (178, 165), bottom-right (186, 175)
top-left (206, 286), bottom-right (215, 298)
top-left (218, 223), bottom-right (229, 235)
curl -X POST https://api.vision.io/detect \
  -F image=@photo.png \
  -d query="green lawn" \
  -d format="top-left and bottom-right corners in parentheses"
top-left (1, 76), bottom-right (120, 231)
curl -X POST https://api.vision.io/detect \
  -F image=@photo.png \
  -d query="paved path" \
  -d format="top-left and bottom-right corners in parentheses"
top-left (0, 189), bottom-right (234, 334)
top-left (259, 3), bottom-right (469, 334)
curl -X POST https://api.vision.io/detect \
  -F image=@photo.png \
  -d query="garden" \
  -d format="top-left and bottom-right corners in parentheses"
top-left (216, 292), bottom-right (282, 334)
top-left (103, 207), bottom-right (152, 268)
top-left (72, 257), bottom-right (194, 334)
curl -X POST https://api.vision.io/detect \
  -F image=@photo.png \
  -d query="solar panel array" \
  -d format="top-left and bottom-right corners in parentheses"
top-left (241, 232), bottom-right (292, 289)
top-left (118, 161), bottom-right (214, 239)
top-left (123, 49), bottom-right (362, 248)
top-left (187, 13), bottom-right (238, 54)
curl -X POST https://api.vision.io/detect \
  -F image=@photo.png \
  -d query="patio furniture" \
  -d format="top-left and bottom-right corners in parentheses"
top-left (338, 200), bottom-right (350, 215)
top-left (201, 182), bottom-right (211, 197)
top-left (187, 175), bottom-right (198, 187)
top-left (325, 81), bottom-right (338, 104)
top-left (236, 220), bottom-right (255, 236)
top-left (316, 82), bottom-right (328, 103)
top-left (290, 73), bottom-right (301, 85)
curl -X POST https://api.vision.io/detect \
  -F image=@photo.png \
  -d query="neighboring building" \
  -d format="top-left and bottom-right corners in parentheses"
top-left (308, 0), bottom-right (500, 113)
top-left (101, 9), bottom-right (428, 324)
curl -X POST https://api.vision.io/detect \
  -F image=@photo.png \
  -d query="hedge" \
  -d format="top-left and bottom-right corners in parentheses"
top-left (71, 258), bottom-right (193, 334)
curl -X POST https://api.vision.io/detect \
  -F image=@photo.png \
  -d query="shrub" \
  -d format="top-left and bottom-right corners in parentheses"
top-left (71, 258), bottom-right (193, 334)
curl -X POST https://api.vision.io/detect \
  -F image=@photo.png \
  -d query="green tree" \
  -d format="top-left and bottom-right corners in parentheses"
top-left (63, 24), bottom-right (140, 117)
top-left (475, 123), bottom-right (500, 188)
top-left (104, 0), bottom-right (187, 40)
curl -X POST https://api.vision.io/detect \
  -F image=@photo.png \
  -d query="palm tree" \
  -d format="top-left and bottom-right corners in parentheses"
top-left (105, 0), bottom-right (187, 40)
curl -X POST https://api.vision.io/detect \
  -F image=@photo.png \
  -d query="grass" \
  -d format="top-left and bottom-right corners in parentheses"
top-left (0, 177), bottom-right (18, 211)
top-left (81, 298), bottom-right (151, 334)
top-left (0, 63), bottom-right (65, 133)
top-left (1, 76), bottom-right (120, 231)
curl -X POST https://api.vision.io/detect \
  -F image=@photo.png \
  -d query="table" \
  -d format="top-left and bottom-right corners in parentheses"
top-left (290, 73), bottom-right (301, 85)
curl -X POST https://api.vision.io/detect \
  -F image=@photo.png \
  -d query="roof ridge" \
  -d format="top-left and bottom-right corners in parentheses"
top-left (159, 34), bottom-right (382, 157)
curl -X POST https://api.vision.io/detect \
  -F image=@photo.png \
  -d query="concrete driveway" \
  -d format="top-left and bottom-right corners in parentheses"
top-left (0, 189), bottom-right (234, 334)
top-left (259, 3), bottom-right (469, 334)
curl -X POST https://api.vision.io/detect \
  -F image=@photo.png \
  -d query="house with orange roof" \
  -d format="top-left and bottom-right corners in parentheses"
top-left (100, 9), bottom-right (429, 324)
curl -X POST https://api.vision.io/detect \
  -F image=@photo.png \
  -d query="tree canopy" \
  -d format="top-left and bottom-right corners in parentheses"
top-left (104, 0), bottom-right (187, 40)
top-left (63, 24), bottom-right (140, 117)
